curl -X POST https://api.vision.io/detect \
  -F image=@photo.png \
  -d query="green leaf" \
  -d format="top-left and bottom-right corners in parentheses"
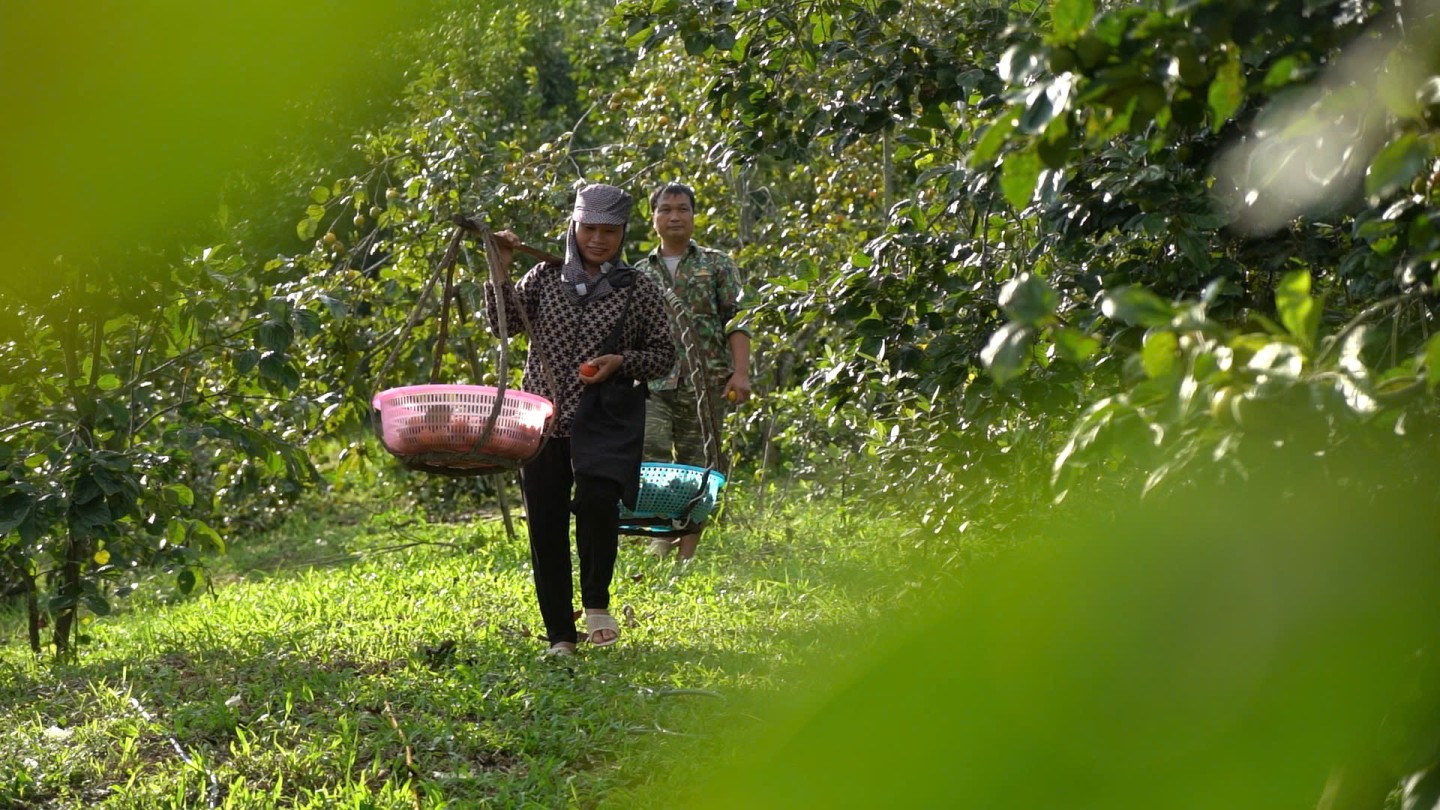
top-left (258, 320), bottom-right (294, 352)
top-left (1262, 55), bottom-right (1305, 91)
top-left (96, 374), bottom-right (122, 391)
top-left (233, 349), bottom-right (260, 375)
top-left (70, 497), bottom-right (113, 532)
top-left (296, 218), bottom-right (317, 241)
top-left (625, 24), bottom-right (655, 50)
top-left (1001, 149), bottom-right (1043, 211)
top-left (683, 31), bottom-right (709, 56)
top-left (999, 273), bottom-right (1059, 327)
top-left (191, 520), bottom-right (225, 554)
top-left (177, 568), bottom-right (198, 596)
top-left (164, 483), bottom-right (195, 507)
top-left (309, 186), bottom-right (331, 204)
top-left (1275, 270), bottom-right (1320, 349)
top-left (1207, 52), bottom-right (1245, 131)
top-left (1018, 79), bottom-right (1072, 134)
top-left (82, 592), bottom-right (112, 617)
top-left (971, 112), bottom-right (1018, 167)
top-left (279, 361), bottom-right (302, 392)
top-left (1101, 286), bottom-right (1175, 327)
top-left (1365, 134), bottom-right (1431, 202)
top-left (1053, 328), bottom-right (1101, 363)
top-left (0, 491), bottom-right (33, 534)
top-left (292, 308), bottom-right (322, 338)
top-left (1141, 330), bottom-right (1180, 379)
top-left (1051, 0), bottom-right (1095, 40)
top-left (998, 44), bottom-right (1043, 85)
top-left (1425, 333), bottom-right (1440, 390)
top-left (981, 323), bottom-right (1036, 384)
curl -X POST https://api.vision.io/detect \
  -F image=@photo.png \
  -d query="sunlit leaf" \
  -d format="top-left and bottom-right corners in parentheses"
top-left (1207, 52), bottom-right (1244, 131)
top-left (1001, 150), bottom-right (1043, 211)
top-left (981, 323), bottom-right (1036, 384)
top-left (972, 112), bottom-right (1019, 167)
top-left (1101, 287), bottom-right (1175, 327)
top-left (1248, 343), bottom-right (1305, 379)
top-left (1053, 328), bottom-right (1101, 363)
top-left (1142, 331), bottom-right (1180, 379)
top-left (999, 44), bottom-right (1043, 85)
top-left (1051, 0), bottom-right (1095, 40)
top-left (1275, 270), bottom-right (1320, 349)
top-left (999, 274), bottom-right (1059, 327)
top-left (164, 484), bottom-right (195, 507)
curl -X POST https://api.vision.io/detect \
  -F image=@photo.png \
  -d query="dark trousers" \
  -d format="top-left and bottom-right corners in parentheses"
top-left (519, 437), bottom-right (622, 645)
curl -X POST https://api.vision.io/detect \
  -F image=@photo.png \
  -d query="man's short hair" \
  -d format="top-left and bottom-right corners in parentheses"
top-left (650, 182), bottom-right (696, 211)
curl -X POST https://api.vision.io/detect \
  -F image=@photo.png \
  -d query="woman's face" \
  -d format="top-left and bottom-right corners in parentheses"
top-left (575, 222), bottom-right (624, 267)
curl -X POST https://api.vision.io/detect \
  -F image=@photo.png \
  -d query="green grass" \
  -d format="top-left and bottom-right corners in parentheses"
top-left (0, 483), bottom-right (974, 808)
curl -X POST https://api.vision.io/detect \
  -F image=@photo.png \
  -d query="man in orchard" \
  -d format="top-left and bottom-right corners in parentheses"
top-left (635, 182), bottom-right (752, 561)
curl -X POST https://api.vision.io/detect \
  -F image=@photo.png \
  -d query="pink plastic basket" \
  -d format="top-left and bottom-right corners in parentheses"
top-left (372, 384), bottom-right (554, 473)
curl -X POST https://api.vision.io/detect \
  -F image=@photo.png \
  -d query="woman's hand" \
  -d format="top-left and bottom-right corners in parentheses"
top-left (578, 353), bottom-right (624, 384)
top-left (492, 229), bottom-right (521, 270)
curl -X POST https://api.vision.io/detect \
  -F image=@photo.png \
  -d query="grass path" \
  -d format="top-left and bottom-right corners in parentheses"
top-left (0, 492), bottom-right (950, 808)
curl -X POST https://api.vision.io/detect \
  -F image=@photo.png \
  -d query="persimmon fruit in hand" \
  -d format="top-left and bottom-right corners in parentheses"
top-left (580, 362), bottom-right (599, 379)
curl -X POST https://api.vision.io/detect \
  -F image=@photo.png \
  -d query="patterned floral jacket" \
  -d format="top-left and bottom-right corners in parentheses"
top-left (633, 240), bottom-right (750, 392)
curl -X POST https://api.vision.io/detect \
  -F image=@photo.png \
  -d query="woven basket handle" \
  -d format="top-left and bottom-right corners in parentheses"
top-left (455, 216), bottom-right (564, 440)
top-left (370, 226), bottom-right (465, 405)
top-left (369, 217), bottom-right (563, 435)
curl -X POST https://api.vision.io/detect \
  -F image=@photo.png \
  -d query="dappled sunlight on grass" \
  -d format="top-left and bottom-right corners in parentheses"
top-left (0, 493), bottom-right (951, 807)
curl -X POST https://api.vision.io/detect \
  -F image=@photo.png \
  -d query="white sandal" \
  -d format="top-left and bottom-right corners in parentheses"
top-left (586, 611), bottom-right (620, 647)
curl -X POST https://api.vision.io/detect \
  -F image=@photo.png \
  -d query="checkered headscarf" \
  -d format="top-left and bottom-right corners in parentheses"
top-left (562, 184), bottom-right (634, 303)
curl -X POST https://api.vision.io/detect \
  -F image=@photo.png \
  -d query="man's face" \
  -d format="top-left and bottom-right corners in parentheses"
top-left (576, 222), bottom-right (624, 266)
top-left (652, 192), bottom-right (695, 243)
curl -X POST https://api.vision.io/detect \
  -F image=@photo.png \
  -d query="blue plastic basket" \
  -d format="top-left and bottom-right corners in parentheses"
top-left (620, 462), bottom-right (726, 533)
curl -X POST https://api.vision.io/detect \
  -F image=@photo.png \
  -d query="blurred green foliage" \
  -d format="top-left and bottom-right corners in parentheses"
top-left (666, 458), bottom-right (1440, 809)
top-left (0, 2), bottom-right (428, 299)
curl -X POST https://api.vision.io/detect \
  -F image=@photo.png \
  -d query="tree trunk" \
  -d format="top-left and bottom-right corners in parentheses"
top-left (498, 472), bottom-right (518, 542)
top-left (51, 530), bottom-right (88, 660)
top-left (23, 565), bottom-right (42, 655)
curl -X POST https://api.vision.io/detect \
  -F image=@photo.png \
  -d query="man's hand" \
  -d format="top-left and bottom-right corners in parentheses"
top-left (724, 373), bottom-right (752, 403)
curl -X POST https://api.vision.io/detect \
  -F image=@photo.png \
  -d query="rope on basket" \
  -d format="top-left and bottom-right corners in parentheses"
top-left (369, 217), bottom-right (563, 474)
top-left (615, 284), bottom-right (725, 534)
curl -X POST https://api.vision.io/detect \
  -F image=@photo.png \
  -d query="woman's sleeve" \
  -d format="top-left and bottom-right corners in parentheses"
top-left (483, 263), bottom-right (541, 336)
top-left (620, 277), bottom-right (678, 381)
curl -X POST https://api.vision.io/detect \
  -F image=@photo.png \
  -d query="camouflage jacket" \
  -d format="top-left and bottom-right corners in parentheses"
top-left (633, 240), bottom-right (749, 392)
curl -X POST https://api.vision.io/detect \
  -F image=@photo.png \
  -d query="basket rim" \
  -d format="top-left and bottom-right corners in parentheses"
top-left (639, 461), bottom-right (727, 483)
top-left (373, 384), bottom-right (554, 413)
